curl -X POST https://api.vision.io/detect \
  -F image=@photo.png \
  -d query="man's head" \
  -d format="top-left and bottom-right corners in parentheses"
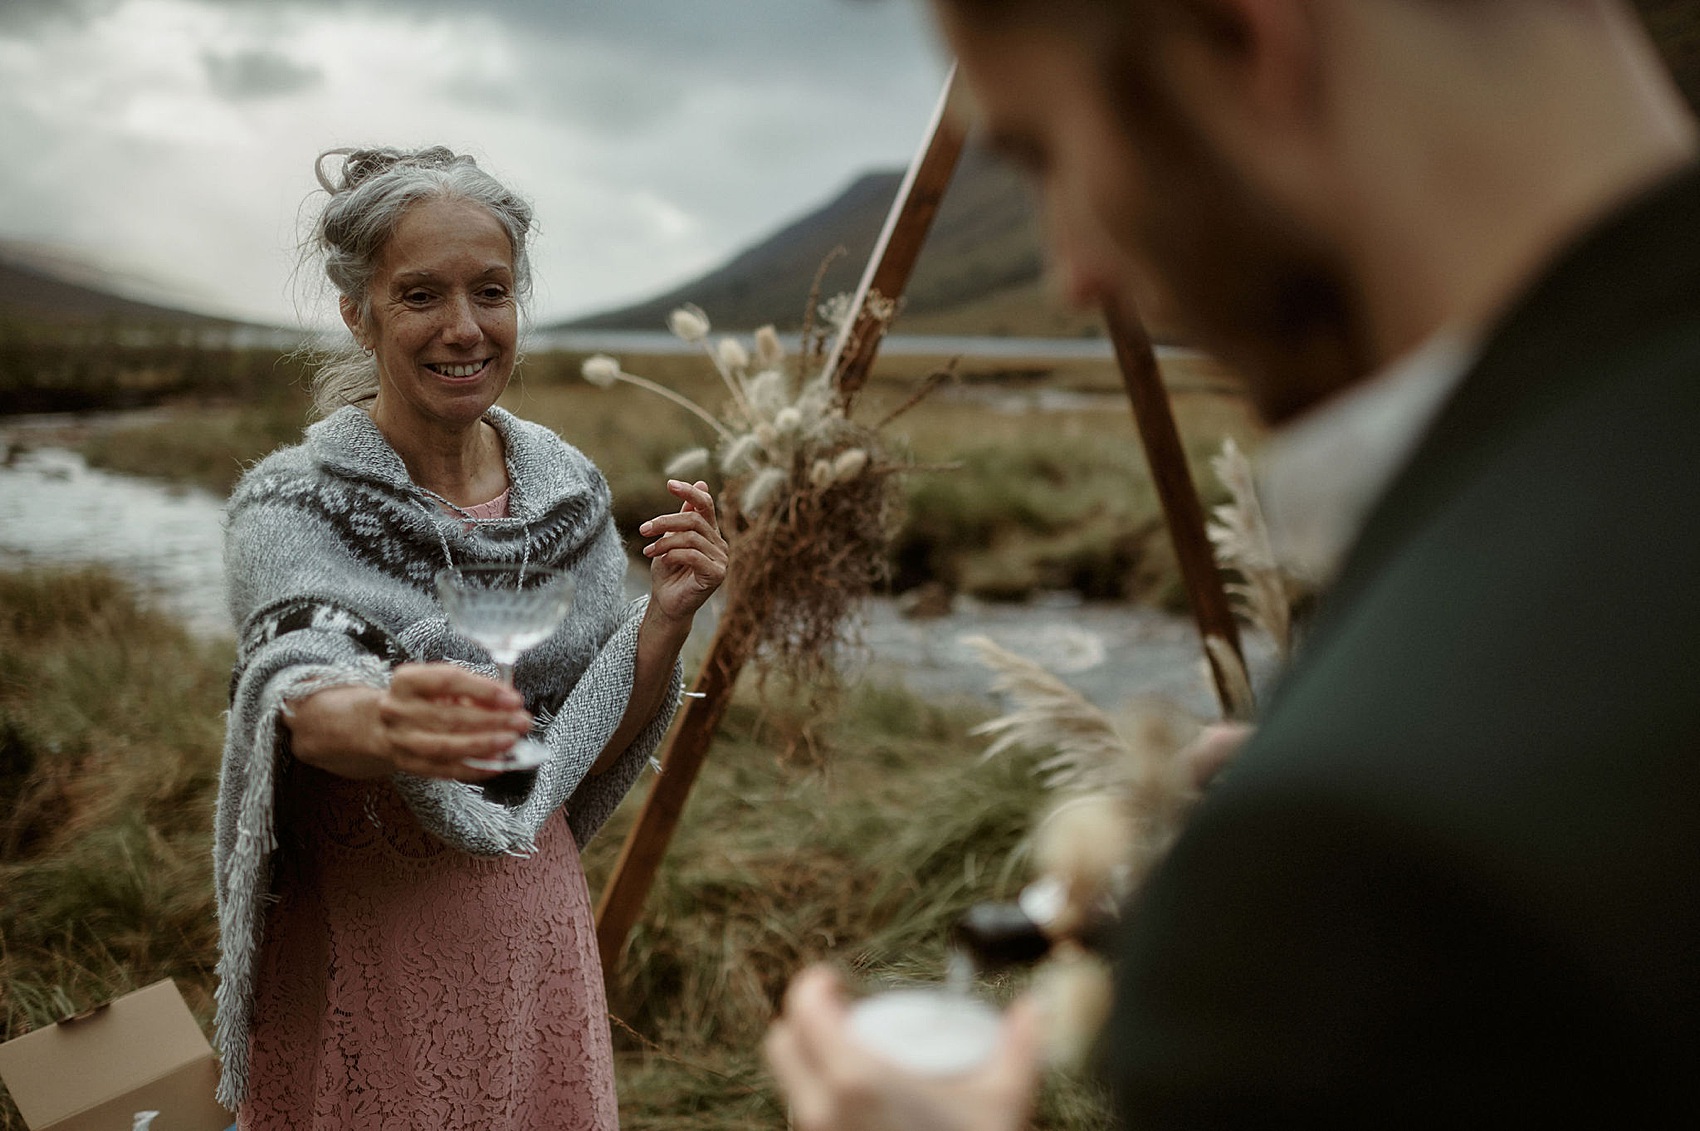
top-left (928, 0), bottom-right (1697, 423)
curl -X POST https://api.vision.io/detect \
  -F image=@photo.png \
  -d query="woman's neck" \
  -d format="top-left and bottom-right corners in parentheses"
top-left (368, 400), bottom-right (509, 508)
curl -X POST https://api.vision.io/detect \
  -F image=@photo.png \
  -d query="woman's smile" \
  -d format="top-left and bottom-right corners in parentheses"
top-left (425, 358), bottom-right (496, 380)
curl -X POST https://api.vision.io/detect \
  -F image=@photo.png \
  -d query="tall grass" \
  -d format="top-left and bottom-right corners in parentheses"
top-left (50, 347), bottom-right (1259, 604)
top-left (0, 567), bottom-right (229, 1128)
top-left (0, 570), bottom-right (1108, 1129)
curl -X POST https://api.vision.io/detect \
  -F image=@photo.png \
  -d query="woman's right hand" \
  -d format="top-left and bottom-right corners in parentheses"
top-left (285, 662), bottom-right (534, 781)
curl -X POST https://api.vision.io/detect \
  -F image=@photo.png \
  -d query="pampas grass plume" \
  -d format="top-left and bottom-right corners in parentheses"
top-left (668, 304), bottom-right (711, 343)
top-left (831, 447), bottom-right (869, 483)
top-left (719, 432), bottom-right (762, 475)
top-left (740, 466), bottom-right (788, 514)
top-left (755, 324), bottom-right (784, 369)
top-left (581, 354), bottom-right (621, 388)
top-left (964, 635), bottom-right (1130, 794)
top-left (716, 336), bottom-right (750, 372)
top-left (665, 447), bottom-right (711, 480)
top-left (1208, 437), bottom-right (1292, 658)
top-left (1035, 793), bottom-right (1134, 934)
top-left (745, 370), bottom-right (788, 420)
top-left (774, 407), bottom-right (803, 435)
top-left (810, 459), bottom-right (834, 489)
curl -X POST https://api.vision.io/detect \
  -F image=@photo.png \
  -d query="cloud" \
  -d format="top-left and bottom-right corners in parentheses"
top-left (203, 47), bottom-right (324, 100)
top-left (0, 0), bottom-right (954, 325)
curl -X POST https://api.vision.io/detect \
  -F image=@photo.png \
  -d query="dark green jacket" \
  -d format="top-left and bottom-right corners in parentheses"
top-left (1104, 167), bottom-right (1700, 1128)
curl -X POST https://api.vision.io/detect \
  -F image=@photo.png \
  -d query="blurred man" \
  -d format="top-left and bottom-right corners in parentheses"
top-left (768, 1), bottom-right (1700, 1127)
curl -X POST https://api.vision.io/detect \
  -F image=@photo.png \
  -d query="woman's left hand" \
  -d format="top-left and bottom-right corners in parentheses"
top-left (640, 479), bottom-right (728, 623)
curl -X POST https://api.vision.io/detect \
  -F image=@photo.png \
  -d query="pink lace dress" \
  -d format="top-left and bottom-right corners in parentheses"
top-left (240, 488), bottom-right (619, 1129)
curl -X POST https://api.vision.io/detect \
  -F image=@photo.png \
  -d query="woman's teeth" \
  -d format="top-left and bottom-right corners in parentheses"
top-left (428, 361), bottom-right (486, 378)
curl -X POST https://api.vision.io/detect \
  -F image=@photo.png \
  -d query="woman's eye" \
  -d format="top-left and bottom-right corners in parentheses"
top-left (480, 286), bottom-right (510, 302)
top-left (403, 291), bottom-right (432, 305)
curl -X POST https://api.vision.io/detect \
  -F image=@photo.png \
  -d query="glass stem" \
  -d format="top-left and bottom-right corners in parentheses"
top-left (497, 661), bottom-right (516, 688)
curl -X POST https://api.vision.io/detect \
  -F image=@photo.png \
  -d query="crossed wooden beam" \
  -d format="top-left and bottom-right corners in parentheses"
top-left (593, 68), bottom-right (1245, 980)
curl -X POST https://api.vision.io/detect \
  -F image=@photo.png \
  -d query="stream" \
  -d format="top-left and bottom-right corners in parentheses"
top-left (0, 414), bottom-right (1270, 719)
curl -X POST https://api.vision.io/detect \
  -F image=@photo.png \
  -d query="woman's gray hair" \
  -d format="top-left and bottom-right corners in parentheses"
top-left (301, 146), bottom-right (535, 416)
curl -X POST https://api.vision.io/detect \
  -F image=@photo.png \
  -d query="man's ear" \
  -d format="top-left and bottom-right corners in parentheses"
top-left (1174, 0), bottom-right (1322, 133)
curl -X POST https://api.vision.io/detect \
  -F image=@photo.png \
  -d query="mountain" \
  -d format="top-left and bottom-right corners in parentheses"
top-left (561, 145), bottom-right (1100, 338)
top-left (0, 242), bottom-right (251, 331)
top-left (566, 5), bottom-right (1700, 339)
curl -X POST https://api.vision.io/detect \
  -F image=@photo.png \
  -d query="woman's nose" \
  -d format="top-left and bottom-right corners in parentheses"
top-left (440, 293), bottom-right (482, 345)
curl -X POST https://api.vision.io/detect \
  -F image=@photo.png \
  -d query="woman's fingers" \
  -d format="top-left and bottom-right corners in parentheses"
top-left (640, 510), bottom-right (720, 536)
top-left (380, 694), bottom-right (531, 736)
top-left (666, 477), bottom-right (719, 524)
top-left (641, 529), bottom-right (723, 559)
top-left (377, 662), bottom-right (532, 778)
top-left (391, 661), bottom-right (522, 709)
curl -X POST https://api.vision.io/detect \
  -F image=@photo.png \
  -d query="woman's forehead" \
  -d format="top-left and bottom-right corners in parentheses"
top-left (380, 197), bottom-right (515, 275)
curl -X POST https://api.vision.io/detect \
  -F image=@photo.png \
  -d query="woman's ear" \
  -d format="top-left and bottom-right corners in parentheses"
top-left (339, 295), bottom-right (366, 349)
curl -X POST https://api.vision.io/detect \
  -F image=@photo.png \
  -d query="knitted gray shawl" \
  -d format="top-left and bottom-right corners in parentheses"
top-left (212, 405), bottom-right (679, 1107)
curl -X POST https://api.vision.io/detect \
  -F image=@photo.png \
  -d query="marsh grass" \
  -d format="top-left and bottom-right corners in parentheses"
top-left (0, 570), bottom-right (1109, 1130)
top-left (0, 568), bottom-right (229, 1131)
top-left (75, 389), bottom-right (313, 496)
top-left (56, 348), bottom-right (1259, 605)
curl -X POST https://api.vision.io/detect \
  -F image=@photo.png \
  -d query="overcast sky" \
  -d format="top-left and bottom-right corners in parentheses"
top-left (0, 0), bottom-right (951, 326)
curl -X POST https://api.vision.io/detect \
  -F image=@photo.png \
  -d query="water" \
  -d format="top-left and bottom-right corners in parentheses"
top-left (528, 327), bottom-right (1207, 364)
top-left (0, 416), bottom-right (1271, 716)
top-left (0, 439), bottom-right (232, 637)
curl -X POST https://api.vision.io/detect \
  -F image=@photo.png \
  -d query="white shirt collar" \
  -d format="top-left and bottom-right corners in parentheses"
top-left (1257, 330), bottom-right (1479, 588)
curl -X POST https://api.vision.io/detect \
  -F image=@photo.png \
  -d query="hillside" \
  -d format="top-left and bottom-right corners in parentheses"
top-left (0, 243), bottom-right (244, 331)
top-left (562, 145), bottom-right (1096, 337)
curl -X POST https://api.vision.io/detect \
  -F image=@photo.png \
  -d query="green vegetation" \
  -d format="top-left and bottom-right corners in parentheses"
top-left (0, 569), bottom-right (1105, 1129)
top-left (0, 567), bottom-right (229, 1107)
top-left (0, 323), bottom-right (310, 415)
top-left (51, 346), bottom-right (1258, 605)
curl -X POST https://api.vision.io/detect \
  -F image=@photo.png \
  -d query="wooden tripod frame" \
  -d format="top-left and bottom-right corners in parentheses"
top-left (592, 68), bottom-right (1244, 981)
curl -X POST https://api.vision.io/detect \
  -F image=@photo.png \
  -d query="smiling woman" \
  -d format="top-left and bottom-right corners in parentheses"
top-left (212, 146), bottom-right (729, 1128)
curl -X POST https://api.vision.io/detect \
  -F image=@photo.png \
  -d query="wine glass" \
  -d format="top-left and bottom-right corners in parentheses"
top-left (845, 956), bottom-right (1003, 1076)
top-left (434, 563), bottom-right (575, 772)
top-left (847, 987), bottom-right (1003, 1076)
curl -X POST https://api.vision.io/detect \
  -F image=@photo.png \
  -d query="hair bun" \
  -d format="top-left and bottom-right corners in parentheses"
top-left (314, 146), bottom-right (476, 194)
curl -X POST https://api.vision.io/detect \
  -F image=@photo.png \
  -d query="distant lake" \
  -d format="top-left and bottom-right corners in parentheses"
top-left (527, 328), bottom-right (1206, 362)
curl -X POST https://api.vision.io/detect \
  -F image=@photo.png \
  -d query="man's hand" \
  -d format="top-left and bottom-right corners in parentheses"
top-left (766, 966), bottom-right (1044, 1131)
top-left (1183, 722), bottom-right (1254, 789)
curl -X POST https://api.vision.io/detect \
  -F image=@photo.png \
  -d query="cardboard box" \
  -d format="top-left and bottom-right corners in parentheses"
top-left (0, 980), bottom-right (234, 1131)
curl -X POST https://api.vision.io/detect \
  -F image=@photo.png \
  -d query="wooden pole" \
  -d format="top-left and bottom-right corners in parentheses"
top-left (594, 68), bottom-right (972, 982)
top-left (1103, 301), bottom-right (1246, 715)
top-left (593, 611), bottom-right (753, 975)
top-left (822, 66), bottom-right (970, 405)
